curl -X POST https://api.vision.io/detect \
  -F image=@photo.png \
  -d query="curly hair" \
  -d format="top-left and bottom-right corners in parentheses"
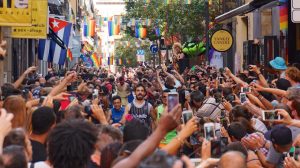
top-left (47, 120), bottom-right (98, 168)
top-left (286, 67), bottom-right (300, 83)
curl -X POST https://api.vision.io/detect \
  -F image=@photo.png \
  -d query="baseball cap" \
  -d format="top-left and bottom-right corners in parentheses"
top-left (269, 57), bottom-right (287, 70)
top-left (270, 125), bottom-right (292, 146)
top-left (275, 78), bottom-right (291, 91)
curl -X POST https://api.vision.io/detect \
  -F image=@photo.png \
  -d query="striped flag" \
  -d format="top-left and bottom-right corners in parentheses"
top-left (38, 18), bottom-right (72, 65)
top-left (165, 0), bottom-right (171, 4)
top-left (185, 0), bottom-right (191, 4)
top-left (67, 49), bottom-right (73, 61)
top-left (91, 53), bottom-right (100, 68)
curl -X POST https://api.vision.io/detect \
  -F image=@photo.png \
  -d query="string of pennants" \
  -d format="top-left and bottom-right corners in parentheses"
top-left (144, 0), bottom-right (192, 4)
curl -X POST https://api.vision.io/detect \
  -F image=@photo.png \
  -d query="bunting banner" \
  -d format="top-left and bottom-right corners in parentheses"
top-left (108, 16), bottom-right (121, 36)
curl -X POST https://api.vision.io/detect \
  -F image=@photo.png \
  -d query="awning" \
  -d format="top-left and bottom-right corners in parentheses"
top-left (215, 0), bottom-right (279, 23)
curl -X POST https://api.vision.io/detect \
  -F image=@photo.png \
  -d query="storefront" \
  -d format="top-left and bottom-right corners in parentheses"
top-left (214, 0), bottom-right (291, 72)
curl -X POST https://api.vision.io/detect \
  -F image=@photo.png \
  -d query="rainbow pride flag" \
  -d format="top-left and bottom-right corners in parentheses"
top-left (67, 49), bottom-right (73, 61)
top-left (279, 1), bottom-right (288, 30)
top-left (165, 0), bottom-right (171, 4)
top-left (88, 20), bottom-right (95, 36)
top-left (110, 56), bottom-right (114, 65)
top-left (185, 0), bottom-right (191, 4)
top-left (91, 53), bottom-right (100, 68)
top-left (108, 19), bottom-right (120, 36)
top-left (144, 0), bottom-right (150, 3)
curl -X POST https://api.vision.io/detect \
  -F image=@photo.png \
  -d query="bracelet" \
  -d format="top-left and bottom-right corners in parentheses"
top-left (175, 136), bottom-right (185, 145)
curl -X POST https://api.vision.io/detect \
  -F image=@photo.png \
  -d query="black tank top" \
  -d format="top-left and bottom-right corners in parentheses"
top-left (129, 101), bottom-right (152, 130)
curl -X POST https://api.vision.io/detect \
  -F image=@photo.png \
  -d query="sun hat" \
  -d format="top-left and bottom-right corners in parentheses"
top-left (269, 57), bottom-right (287, 70)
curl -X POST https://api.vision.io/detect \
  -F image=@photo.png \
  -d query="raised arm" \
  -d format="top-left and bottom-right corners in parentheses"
top-left (243, 101), bottom-right (263, 117)
top-left (162, 117), bottom-right (198, 155)
top-left (48, 72), bottom-right (77, 97)
top-left (13, 66), bottom-right (37, 89)
top-left (113, 104), bottom-right (182, 168)
top-left (171, 70), bottom-right (185, 84)
top-left (253, 83), bottom-right (287, 97)
top-left (249, 65), bottom-right (269, 87)
top-left (224, 67), bottom-right (248, 87)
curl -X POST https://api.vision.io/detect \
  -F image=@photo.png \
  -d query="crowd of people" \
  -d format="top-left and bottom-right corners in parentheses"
top-left (0, 55), bottom-right (300, 168)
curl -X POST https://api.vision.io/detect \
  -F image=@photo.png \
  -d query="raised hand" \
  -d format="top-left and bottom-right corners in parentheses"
top-left (158, 104), bottom-right (182, 133)
top-left (0, 109), bottom-right (14, 138)
top-left (24, 66), bottom-right (37, 75)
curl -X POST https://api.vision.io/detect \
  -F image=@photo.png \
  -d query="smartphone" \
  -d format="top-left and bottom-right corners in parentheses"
top-left (294, 147), bottom-right (300, 161)
top-left (182, 110), bottom-right (193, 124)
top-left (262, 110), bottom-right (281, 121)
top-left (39, 96), bottom-right (46, 104)
top-left (69, 96), bottom-right (76, 102)
top-left (190, 158), bottom-right (202, 167)
top-left (218, 77), bottom-right (224, 84)
top-left (211, 137), bottom-right (228, 158)
top-left (185, 90), bottom-right (190, 97)
top-left (93, 89), bottom-right (99, 99)
top-left (240, 93), bottom-right (247, 103)
top-left (167, 92), bottom-right (179, 113)
top-left (204, 122), bottom-right (215, 141)
top-left (241, 87), bottom-right (251, 93)
top-left (220, 110), bottom-right (228, 129)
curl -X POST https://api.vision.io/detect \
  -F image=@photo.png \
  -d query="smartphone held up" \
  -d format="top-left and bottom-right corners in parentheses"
top-left (167, 92), bottom-right (179, 113)
top-left (262, 110), bottom-right (281, 121)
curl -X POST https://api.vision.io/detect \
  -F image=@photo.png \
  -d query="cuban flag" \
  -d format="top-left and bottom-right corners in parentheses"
top-left (38, 18), bottom-right (72, 65)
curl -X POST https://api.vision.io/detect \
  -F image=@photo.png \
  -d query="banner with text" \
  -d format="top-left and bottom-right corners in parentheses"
top-left (11, 0), bottom-right (48, 39)
top-left (0, 0), bottom-right (32, 26)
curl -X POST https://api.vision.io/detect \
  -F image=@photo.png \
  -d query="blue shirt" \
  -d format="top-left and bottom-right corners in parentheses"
top-left (111, 107), bottom-right (125, 124)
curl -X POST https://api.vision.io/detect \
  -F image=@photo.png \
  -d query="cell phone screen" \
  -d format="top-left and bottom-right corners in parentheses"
top-left (204, 124), bottom-right (215, 140)
top-left (168, 93), bottom-right (179, 113)
top-left (263, 110), bottom-right (281, 121)
top-left (219, 77), bottom-right (223, 84)
top-left (182, 111), bottom-right (193, 124)
top-left (240, 93), bottom-right (247, 103)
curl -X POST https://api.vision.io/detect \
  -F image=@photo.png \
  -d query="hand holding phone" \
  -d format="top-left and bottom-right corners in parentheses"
top-left (204, 122), bottom-right (215, 141)
top-left (240, 93), bottom-right (247, 103)
top-left (182, 110), bottom-right (193, 124)
top-left (262, 110), bottom-right (281, 121)
top-left (167, 92), bottom-right (179, 113)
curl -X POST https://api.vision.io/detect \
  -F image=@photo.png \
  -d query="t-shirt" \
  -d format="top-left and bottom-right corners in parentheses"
top-left (157, 104), bottom-right (177, 144)
top-left (28, 161), bottom-right (51, 168)
top-left (30, 139), bottom-right (47, 163)
top-left (111, 107), bottom-right (125, 124)
top-left (266, 126), bottom-right (300, 167)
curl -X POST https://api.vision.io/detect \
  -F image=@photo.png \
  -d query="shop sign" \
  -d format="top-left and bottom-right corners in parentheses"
top-left (0, 0), bottom-right (32, 26)
top-left (11, 0), bottom-right (48, 39)
top-left (211, 29), bottom-right (233, 52)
